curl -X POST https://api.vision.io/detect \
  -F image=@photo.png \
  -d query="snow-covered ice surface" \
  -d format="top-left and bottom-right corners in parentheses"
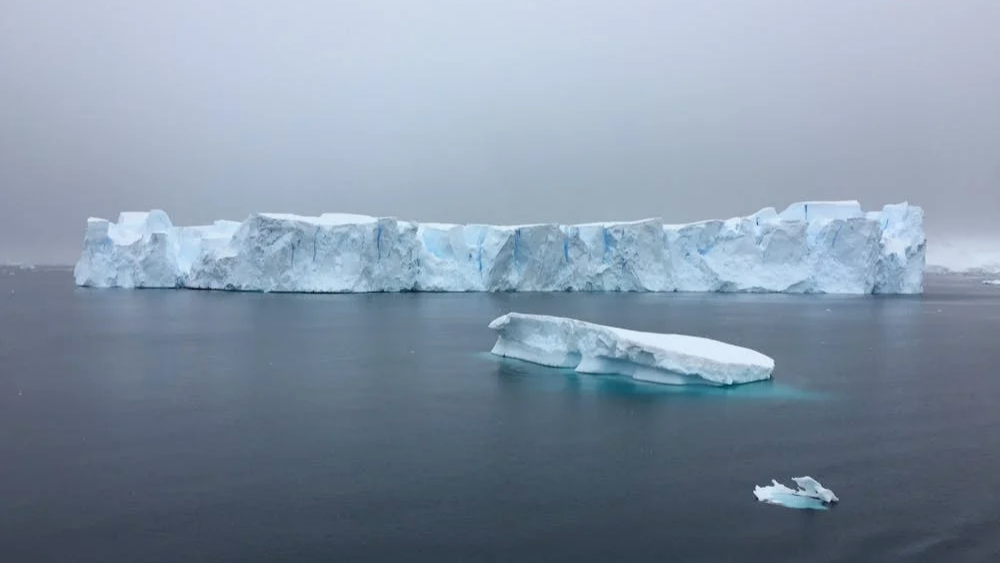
top-left (487, 312), bottom-right (775, 386)
top-left (74, 200), bottom-right (925, 294)
top-left (754, 477), bottom-right (839, 510)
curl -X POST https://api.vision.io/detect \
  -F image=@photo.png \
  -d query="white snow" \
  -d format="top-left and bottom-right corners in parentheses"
top-left (259, 212), bottom-right (379, 226)
top-left (73, 201), bottom-right (926, 294)
top-left (754, 477), bottom-right (839, 510)
top-left (487, 312), bottom-right (775, 386)
top-left (984, 279), bottom-right (1000, 286)
top-left (778, 201), bottom-right (863, 222)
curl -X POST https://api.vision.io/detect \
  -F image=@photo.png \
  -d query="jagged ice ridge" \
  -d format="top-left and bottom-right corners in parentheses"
top-left (73, 201), bottom-right (925, 294)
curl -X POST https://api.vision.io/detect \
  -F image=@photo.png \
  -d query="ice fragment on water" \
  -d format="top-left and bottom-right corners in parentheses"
top-left (488, 312), bottom-right (774, 386)
top-left (754, 476), bottom-right (839, 510)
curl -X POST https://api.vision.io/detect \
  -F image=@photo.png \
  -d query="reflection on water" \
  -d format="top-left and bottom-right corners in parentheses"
top-left (479, 353), bottom-right (826, 401)
top-left (758, 493), bottom-right (831, 511)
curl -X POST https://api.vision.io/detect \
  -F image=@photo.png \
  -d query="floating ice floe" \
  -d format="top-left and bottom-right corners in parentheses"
top-left (754, 476), bottom-right (839, 510)
top-left (488, 312), bottom-right (775, 386)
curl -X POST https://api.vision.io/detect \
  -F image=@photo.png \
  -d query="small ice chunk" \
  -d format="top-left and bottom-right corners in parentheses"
top-left (983, 279), bottom-right (1000, 286)
top-left (754, 476), bottom-right (839, 510)
top-left (488, 312), bottom-right (775, 386)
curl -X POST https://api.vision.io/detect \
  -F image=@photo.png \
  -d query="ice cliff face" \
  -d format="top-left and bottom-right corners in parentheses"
top-left (73, 201), bottom-right (925, 294)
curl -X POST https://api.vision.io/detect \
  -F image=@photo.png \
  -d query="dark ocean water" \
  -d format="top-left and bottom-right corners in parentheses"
top-left (1, 268), bottom-right (999, 562)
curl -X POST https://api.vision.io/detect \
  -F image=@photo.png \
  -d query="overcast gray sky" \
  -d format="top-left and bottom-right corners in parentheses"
top-left (2, 0), bottom-right (998, 263)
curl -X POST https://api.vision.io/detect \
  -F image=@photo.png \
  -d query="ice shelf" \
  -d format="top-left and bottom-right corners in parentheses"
top-left (73, 201), bottom-right (925, 294)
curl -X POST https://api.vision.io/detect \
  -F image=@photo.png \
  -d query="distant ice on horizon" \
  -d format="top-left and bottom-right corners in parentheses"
top-left (926, 238), bottom-right (1000, 275)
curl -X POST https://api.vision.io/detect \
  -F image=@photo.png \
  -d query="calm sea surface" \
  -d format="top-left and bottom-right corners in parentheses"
top-left (1, 268), bottom-right (999, 562)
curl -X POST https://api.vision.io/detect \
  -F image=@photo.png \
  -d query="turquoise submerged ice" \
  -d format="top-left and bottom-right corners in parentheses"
top-left (488, 312), bottom-right (775, 386)
top-left (73, 200), bottom-right (925, 294)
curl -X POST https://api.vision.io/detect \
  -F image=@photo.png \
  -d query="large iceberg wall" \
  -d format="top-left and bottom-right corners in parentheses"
top-left (73, 201), bottom-right (925, 294)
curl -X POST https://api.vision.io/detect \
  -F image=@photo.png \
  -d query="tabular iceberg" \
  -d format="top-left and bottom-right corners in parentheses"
top-left (488, 312), bottom-right (775, 386)
top-left (73, 200), bottom-right (925, 294)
